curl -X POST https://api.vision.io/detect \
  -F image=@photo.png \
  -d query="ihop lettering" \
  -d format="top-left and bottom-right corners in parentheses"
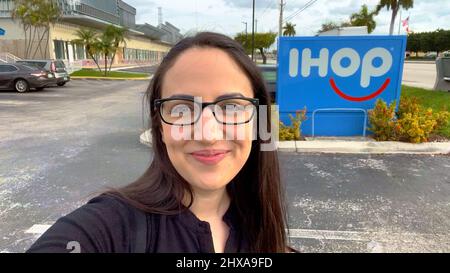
top-left (288, 47), bottom-right (393, 102)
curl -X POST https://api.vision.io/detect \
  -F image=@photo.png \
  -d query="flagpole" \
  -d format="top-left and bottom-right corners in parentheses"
top-left (398, 9), bottom-right (402, 35)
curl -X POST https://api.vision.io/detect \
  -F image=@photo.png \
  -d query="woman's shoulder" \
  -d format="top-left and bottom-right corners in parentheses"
top-left (27, 193), bottom-right (147, 253)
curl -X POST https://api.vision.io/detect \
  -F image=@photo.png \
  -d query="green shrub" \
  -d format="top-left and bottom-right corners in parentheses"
top-left (368, 99), bottom-right (397, 141)
top-left (368, 96), bottom-right (450, 143)
top-left (395, 108), bottom-right (437, 143)
top-left (279, 108), bottom-right (307, 141)
top-left (433, 110), bottom-right (450, 131)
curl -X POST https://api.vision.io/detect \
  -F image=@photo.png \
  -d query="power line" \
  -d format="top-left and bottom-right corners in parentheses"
top-left (259, 0), bottom-right (277, 19)
top-left (284, 0), bottom-right (319, 23)
top-left (271, 0), bottom-right (320, 32)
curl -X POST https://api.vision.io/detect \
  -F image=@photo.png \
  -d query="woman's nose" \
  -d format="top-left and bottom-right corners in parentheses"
top-left (193, 106), bottom-right (224, 142)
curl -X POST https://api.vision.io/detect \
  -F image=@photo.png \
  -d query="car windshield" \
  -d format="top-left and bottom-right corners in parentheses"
top-left (21, 65), bottom-right (38, 71)
top-left (55, 61), bottom-right (65, 68)
top-left (17, 61), bottom-right (46, 69)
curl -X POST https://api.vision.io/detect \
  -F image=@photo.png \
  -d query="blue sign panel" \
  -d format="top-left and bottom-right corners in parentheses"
top-left (0, 28), bottom-right (5, 36)
top-left (276, 35), bottom-right (407, 136)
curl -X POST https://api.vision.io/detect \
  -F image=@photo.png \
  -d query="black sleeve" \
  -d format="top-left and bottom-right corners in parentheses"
top-left (26, 194), bottom-right (137, 253)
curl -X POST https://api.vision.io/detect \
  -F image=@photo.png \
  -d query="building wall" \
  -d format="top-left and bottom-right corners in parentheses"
top-left (0, 18), bottom-right (50, 59)
top-left (50, 21), bottom-right (170, 65)
top-left (1, 19), bottom-right (171, 65)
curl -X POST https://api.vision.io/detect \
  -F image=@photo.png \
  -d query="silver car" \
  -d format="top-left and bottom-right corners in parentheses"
top-left (16, 59), bottom-right (70, 86)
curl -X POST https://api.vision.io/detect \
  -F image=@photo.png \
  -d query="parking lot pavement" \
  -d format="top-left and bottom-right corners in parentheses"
top-left (116, 65), bottom-right (157, 74)
top-left (281, 153), bottom-right (450, 252)
top-left (402, 62), bottom-right (437, 90)
top-left (1, 79), bottom-right (449, 252)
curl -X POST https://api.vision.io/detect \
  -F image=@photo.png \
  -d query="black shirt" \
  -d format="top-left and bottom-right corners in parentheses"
top-left (26, 194), bottom-right (249, 253)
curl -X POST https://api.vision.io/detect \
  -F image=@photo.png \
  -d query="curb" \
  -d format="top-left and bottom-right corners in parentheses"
top-left (404, 60), bottom-right (435, 64)
top-left (280, 140), bottom-right (450, 154)
top-left (140, 130), bottom-right (152, 147)
top-left (71, 76), bottom-right (151, 80)
top-left (140, 130), bottom-right (450, 154)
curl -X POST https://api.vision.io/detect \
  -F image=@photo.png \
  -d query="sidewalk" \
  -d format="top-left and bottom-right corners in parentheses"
top-left (139, 130), bottom-right (450, 154)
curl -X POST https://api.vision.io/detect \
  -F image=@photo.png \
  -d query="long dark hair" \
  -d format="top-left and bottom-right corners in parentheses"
top-left (105, 32), bottom-right (289, 253)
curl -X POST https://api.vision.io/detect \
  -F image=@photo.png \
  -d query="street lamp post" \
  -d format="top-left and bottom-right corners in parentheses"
top-left (251, 0), bottom-right (255, 61)
top-left (242, 21), bottom-right (248, 36)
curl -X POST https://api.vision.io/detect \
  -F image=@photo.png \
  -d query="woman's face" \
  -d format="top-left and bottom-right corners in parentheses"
top-left (160, 47), bottom-right (255, 193)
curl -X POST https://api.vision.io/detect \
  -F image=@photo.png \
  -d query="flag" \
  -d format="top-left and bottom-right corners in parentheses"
top-left (402, 16), bottom-right (409, 27)
top-left (402, 16), bottom-right (411, 33)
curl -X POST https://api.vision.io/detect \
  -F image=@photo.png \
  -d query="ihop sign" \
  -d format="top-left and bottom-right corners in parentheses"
top-left (276, 35), bottom-right (407, 136)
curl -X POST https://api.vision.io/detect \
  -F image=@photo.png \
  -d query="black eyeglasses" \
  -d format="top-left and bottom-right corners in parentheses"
top-left (154, 97), bottom-right (259, 126)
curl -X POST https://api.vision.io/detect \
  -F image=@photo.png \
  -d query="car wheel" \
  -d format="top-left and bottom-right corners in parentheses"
top-left (15, 79), bottom-right (29, 93)
top-left (36, 87), bottom-right (45, 91)
top-left (57, 82), bottom-right (66, 86)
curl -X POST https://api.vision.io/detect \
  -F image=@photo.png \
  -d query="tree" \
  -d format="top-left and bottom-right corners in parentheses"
top-left (282, 22), bottom-right (296, 36)
top-left (421, 31), bottom-right (436, 53)
top-left (318, 21), bottom-right (340, 33)
top-left (235, 32), bottom-right (277, 64)
top-left (72, 28), bottom-right (102, 72)
top-left (104, 25), bottom-right (128, 72)
top-left (435, 29), bottom-right (450, 55)
top-left (317, 21), bottom-right (353, 34)
top-left (95, 33), bottom-right (115, 76)
top-left (11, 0), bottom-right (61, 58)
top-left (375, 0), bottom-right (414, 35)
top-left (406, 32), bottom-right (420, 56)
top-left (350, 4), bottom-right (377, 33)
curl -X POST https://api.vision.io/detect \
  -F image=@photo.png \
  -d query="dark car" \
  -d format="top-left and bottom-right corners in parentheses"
top-left (0, 63), bottom-right (54, 93)
top-left (258, 64), bottom-right (277, 102)
top-left (16, 59), bottom-right (70, 86)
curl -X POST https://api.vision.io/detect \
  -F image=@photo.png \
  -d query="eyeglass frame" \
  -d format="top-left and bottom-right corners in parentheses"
top-left (154, 96), bottom-right (259, 126)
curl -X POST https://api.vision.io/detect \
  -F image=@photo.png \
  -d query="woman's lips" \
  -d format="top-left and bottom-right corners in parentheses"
top-left (190, 150), bottom-right (230, 165)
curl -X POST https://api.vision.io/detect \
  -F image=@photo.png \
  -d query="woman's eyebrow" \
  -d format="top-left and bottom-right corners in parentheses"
top-left (214, 92), bottom-right (245, 101)
top-left (168, 94), bottom-right (195, 99)
top-left (166, 92), bottom-right (246, 101)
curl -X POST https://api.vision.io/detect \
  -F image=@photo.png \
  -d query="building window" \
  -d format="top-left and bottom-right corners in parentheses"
top-left (54, 40), bottom-right (65, 59)
top-left (73, 43), bottom-right (85, 60)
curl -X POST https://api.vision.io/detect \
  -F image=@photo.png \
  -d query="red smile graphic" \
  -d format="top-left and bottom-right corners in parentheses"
top-left (329, 77), bottom-right (391, 102)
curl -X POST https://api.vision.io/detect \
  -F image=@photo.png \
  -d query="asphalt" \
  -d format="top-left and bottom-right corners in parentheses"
top-left (0, 80), bottom-right (449, 253)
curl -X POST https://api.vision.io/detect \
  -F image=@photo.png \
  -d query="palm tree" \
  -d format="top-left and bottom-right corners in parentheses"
top-left (72, 28), bottom-right (102, 72)
top-left (95, 34), bottom-right (115, 76)
top-left (350, 5), bottom-right (377, 33)
top-left (11, 0), bottom-right (61, 58)
top-left (282, 22), bottom-right (296, 36)
top-left (375, 0), bottom-right (414, 35)
top-left (104, 25), bottom-right (128, 72)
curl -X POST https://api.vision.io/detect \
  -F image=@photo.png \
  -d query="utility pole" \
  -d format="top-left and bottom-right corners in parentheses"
top-left (242, 21), bottom-right (248, 36)
top-left (251, 0), bottom-right (255, 61)
top-left (158, 7), bottom-right (163, 27)
top-left (242, 21), bottom-right (248, 47)
top-left (279, 0), bottom-right (285, 37)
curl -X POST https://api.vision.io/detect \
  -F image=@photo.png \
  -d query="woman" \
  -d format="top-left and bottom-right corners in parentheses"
top-left (27, 32), bottom-right (293, 253)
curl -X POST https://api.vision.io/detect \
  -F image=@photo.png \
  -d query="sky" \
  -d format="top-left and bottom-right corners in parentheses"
top-left (125, 0), bottom-right (450, 37)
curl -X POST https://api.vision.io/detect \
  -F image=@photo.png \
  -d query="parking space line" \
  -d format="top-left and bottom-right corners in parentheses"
top-left (25, 224), bottom-right (51, 234)
top-left (289, 228), bottom-right (370, 241)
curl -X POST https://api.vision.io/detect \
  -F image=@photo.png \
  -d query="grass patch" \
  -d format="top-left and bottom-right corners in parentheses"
top-left (401, 85), bottom-right (450, 138)
top-left (70, 68), bottom-right (149, 78)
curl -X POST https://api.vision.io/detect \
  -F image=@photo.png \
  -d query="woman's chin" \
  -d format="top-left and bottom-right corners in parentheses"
top-left (190, 176), bottom-right (229, 192)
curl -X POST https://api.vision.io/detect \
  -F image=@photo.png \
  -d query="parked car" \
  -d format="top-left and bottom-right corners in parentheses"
top-left (0, 63), bottom-right (54, 92)
top-left (424, 52), bottom-right (437, 60)
top-left (258, 64), bottom-right (277, 102)
top-left (16, 59), bottom-right (70, 86)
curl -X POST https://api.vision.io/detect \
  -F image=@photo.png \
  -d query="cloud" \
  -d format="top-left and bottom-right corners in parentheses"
top-left (125, 0), bottom-right (450, 36)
